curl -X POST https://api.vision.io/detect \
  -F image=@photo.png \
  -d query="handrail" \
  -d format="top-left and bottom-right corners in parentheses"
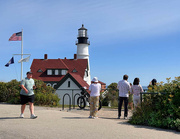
top-left (140, 92), bottom-right (167, 105)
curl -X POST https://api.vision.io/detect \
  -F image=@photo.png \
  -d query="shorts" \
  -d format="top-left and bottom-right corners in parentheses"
top-left (20, 94), bottom-right (35, 105)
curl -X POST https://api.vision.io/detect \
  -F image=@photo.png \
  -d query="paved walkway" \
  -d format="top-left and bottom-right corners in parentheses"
top-left (0, 103), bottom-right (179, 139)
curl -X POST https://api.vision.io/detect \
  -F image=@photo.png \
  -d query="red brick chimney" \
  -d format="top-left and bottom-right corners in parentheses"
top-left (74, 54), bottom-right (77, 59)
top-left (44, 54), bottom-right (48, 59)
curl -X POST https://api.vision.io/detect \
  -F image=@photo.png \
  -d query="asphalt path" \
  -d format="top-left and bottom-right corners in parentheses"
top-left (0, 104), bottom-right (179, 139)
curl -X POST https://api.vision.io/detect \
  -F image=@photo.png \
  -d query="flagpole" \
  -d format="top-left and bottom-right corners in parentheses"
top-left (21, 29), bottom-right (23, 81)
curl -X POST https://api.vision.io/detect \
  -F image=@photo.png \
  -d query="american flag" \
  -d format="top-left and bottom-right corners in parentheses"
top-left (9, 32), bottom-right (22, 41)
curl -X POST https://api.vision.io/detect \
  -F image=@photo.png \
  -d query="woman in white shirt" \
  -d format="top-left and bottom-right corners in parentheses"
top-left (89, 77), bottom-right (101, 119)
top-left (131, 78), bottom-right (144, 108)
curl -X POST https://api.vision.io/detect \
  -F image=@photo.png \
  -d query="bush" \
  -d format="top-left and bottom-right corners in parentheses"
top-left (34, 79), bottom-right (60, 106)
top-left (101, 83), bottom-right (119, 107)
top-left (0, 80), bottom-right (21, 103)
top-left (129, 77), bottom-right (180, 131)
top-left (0, 82), bottom-right (8, 102)
top-left (0, 79), bottom-right (60, 107)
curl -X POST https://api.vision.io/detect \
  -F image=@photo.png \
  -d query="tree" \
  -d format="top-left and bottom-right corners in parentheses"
top-left (108, 82), bottom-right (117, 90)
top-left (105, 83), bottom-right (118, 107)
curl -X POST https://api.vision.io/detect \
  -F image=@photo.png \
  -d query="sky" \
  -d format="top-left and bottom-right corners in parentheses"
top-left (0, 0), bottom-right (180, 86)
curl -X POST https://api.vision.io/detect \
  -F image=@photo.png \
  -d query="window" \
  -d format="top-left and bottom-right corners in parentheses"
top-left (47, 70), bottom-right (52, 75)
top-left (55, 70), bottom-right (58, 75)
top-left (61, 70), bottom-right (67, 75)
top-left (37, 69), bottom-right (43, 72)
top-left (72, 69), bottom-right (77, 73)
top-left (68, 81), bottom-right (70, 87)
top-left (79, 30), bottom-right (86, 37)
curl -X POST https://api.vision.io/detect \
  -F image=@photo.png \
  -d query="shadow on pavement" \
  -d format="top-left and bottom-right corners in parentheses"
top-left (62, 117), bottom-right (90, 119)
top-left (0, 117), bottom-right (21, 120)
top-left (99, 117), bottom-right (120, 120)
top-left (76, 108), bottom-right (90, 111)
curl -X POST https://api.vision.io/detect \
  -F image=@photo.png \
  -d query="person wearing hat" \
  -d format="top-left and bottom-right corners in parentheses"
top-left (20, 71), bottom-right (37, 119)
top-left (88, 77), bottom-right (101, 119)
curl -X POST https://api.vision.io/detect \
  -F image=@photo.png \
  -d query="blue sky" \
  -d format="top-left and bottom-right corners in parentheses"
top-left (0, 0), bottom-right (180, 86)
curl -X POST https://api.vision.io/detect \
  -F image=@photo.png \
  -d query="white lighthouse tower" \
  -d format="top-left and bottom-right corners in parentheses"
top-left (76, 24), bottom-right (91, 85)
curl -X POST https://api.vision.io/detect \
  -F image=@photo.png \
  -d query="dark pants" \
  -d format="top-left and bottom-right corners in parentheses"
top-left (118, 97), bottom-right (128, 117)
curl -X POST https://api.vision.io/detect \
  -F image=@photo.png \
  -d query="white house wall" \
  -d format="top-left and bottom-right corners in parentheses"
top-left (56, 78), bottom-right (81, 105)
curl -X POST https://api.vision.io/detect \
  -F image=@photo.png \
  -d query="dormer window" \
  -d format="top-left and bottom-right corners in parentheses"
top-left (61, 70), bottom-right (67, 75)
top-left (72, 69), bottom-right (77, 73)
top-left (37, 69), bottom-right (43, 72)
top-left (47, 69), bottom-right (52, 75)
top-left (55, 70), bottom-right (59, 75)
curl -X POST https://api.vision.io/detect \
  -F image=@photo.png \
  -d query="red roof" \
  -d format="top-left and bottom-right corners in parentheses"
top-left (30, 58), bottom-right (88, 82)
top-left (70, 73), bottom-right (89, 89)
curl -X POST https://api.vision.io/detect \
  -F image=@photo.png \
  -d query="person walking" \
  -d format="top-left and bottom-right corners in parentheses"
top-left (89, 77), bottom-right (101, 119)
top-left (20, 71), bottom-right (37, 119)
top-left (117, 75), bottom-right (131, 119)
top-left (131, 78), bottom-right (144, 108)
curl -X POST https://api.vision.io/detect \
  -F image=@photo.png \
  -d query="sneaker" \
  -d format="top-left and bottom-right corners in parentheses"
top-left (124, 117), bottom-right (128, 120)
top-left (30, 114), bottom-right (37, 119)
top-left (93, 117), bottom-right (98, 119)
top-left (117, 117), bottom-right (120, 119)
top-left (20, 113), bottom-right (24, 118)
top-left (88, 116), bottom-right (93, 118)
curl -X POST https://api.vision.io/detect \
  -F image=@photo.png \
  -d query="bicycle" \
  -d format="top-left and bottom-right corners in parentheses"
top-left (77, 87), bottom-right (102, 111)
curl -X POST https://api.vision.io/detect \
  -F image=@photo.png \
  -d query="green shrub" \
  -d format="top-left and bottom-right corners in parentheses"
top-left (0, 79), bottom-right (60, 107)
top-left (101, 96), bottom-right (109, 106)
top-left (34, 79), bottom-right (60, 106)
top-left (101, 83), bottom-right (119, 107)
top-left (129, 76), bottom-right (180, 131)
top-left (174, 119), bottom-right (180, 131)
top-left (0, 80), bottom-right (21, 103)
top-left (0, 82), bottom-right (8, 102)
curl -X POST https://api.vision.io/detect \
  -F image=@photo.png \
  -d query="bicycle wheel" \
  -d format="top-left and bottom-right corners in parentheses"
top-left (77, 96), bottom-right (86, 109)
top-left (98, 99), bottom-right (102, 111)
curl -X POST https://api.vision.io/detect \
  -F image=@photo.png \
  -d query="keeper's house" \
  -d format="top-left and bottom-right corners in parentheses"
top-left (30, 54), bottom-right (89, 104)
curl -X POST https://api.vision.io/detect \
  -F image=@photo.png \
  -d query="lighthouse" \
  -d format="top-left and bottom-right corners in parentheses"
top-left (76, 24), bottom-right (91, 85)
